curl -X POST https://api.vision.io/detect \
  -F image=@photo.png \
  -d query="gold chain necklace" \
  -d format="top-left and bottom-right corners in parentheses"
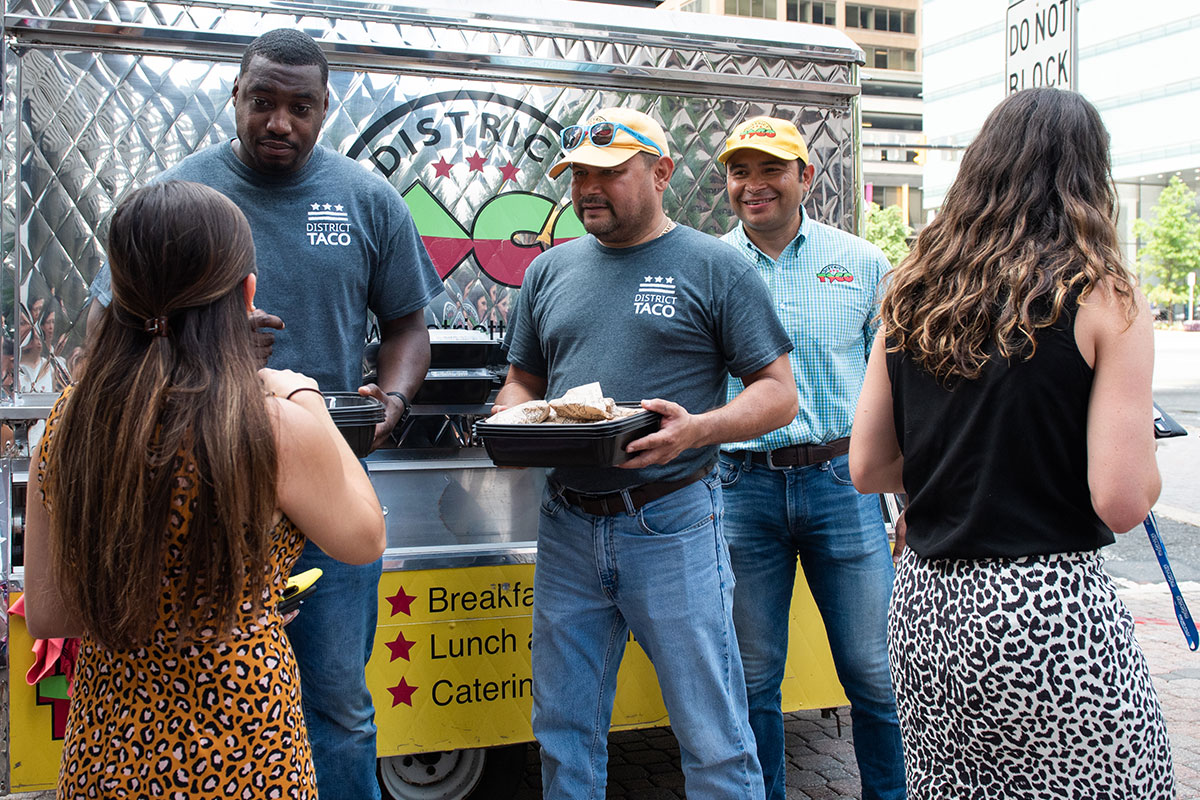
top-left (658, 218), bottom-right (676, 238)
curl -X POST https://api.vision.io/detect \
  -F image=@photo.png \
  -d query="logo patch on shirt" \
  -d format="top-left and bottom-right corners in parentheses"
top-left (634, 275), bottom-right (677, 318)
top-left (307, 202), bottom-right (353, 246)
top-left (816, 264), bottom-right (854, 283)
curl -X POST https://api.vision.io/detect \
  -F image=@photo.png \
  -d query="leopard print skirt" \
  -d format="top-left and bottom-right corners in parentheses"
top-left (888, 549), bottom-right (1175, 800)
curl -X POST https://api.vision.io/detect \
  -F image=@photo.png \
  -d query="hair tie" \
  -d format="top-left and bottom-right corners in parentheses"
top-left (143, 316), bottom-right (170, 337)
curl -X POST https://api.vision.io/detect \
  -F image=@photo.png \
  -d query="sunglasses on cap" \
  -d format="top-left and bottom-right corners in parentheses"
top-left (559, 122), bottom-right (664, 156)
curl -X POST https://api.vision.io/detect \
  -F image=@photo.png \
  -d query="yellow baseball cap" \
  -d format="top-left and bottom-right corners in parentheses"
top-left (717, 116), bottom-right (809, 165)
top-left (548, 108), bottom-right (670, 178)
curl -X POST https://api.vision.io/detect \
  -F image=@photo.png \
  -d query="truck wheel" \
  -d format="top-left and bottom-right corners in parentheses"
top-left (377, 743), bottom-right (528, 800)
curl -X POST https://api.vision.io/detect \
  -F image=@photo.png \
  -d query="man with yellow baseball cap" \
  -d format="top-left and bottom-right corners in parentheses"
top-left (715, 116), bottom-right (906, 800)
top-left (497, 106), bottom-right (800, 799)
top-left (544, 108), bottom-right (675, 247)
top-left (548, 107), bottom-right (669, 177)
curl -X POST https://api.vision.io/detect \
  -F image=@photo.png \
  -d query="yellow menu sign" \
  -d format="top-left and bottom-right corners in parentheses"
top-left (6, 564), bottom-right (845, 790)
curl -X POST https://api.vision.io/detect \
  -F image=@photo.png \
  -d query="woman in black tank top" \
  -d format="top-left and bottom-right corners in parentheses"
top-left (848, 89), bottom-right (1174, 799)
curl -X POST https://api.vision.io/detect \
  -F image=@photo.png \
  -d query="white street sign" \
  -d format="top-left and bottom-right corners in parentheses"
top-left (1006, 0), bottom-right (1078, 94)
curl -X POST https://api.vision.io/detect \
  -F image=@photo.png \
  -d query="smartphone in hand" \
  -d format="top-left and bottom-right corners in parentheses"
top-left (1153, 402), bottom-right (1187, 439)
top-left (279, 568), bottom-right (323, 616)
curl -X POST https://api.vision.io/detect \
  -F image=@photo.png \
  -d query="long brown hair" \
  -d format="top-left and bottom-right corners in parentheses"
top-left (46, 181), bottom-right (277, 649)
top-left (880, 88), bottom-right (1137, 380)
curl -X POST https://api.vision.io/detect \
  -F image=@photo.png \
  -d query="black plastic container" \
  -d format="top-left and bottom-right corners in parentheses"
top-left (413, 368), bottom-right (498, 404)
top-left (325, 392), bottom-right (386, 457)
top-left (429, 329), bottom-right (503, 368)
top-left (475, 408), bottom-right (661, 467)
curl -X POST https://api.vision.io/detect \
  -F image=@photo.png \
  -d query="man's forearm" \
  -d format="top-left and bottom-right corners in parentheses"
top-left (494, 363), bottom-right (549, 408)
top-left (495, 381), bottom-right (541, 407)
top-left (376, 328), bottom-right (430, 398)
top-left (695, 371), bottom-right (797, 447)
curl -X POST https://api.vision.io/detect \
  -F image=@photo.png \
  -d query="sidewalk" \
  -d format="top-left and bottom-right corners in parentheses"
top-left (514, 580), bottom-right (1200, 800)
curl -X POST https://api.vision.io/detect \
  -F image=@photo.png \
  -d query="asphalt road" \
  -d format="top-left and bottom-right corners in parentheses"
top-left (1154, 329), bottom-right (1200, 429)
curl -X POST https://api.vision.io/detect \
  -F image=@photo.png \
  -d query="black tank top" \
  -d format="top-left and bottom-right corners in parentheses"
top-left (886, 298), bottom-right (1113, 559)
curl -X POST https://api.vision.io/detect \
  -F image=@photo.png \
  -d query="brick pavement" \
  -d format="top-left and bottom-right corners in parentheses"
top-left (4, 582), bottom-right (1197, 800)
top-left (1118, 580), bottom-right (1200, 800)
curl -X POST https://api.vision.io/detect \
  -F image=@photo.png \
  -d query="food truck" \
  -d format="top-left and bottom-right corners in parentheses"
top-left (0, 0), bottom-right (884, 796)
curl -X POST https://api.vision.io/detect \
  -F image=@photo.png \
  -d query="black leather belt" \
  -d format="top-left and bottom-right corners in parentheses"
top-left (555, 466), bottom-right (712, 516)
top-left (726, 437), bottom-right (850, 470)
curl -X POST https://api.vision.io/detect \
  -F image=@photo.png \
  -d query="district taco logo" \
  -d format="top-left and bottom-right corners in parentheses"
top-left (347, 91), bottom-right (585, 289)
top-left (816, 264), bottom-right (854, 283)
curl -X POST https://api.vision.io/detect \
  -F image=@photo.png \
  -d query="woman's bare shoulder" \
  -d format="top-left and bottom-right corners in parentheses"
top-left (1075, 277), bottom-right (1149, 366)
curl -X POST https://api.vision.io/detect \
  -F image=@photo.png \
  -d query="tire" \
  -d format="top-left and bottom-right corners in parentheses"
top-left (377, 743), bottom-right (528, 800)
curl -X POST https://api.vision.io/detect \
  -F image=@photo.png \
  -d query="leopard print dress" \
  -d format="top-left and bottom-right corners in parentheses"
top-left (38, 392), bottom-right (317, 799)
top-left (889, 548), bottom-right (1175, 799)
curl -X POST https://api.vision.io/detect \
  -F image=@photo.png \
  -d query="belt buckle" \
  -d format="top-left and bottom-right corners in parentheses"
top-left (764, 448), bottom-right (790, 471)
top-left (575, 489), bottom-right (621, 515)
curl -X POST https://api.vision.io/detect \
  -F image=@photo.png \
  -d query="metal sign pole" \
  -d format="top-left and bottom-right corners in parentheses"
top-left (1072, 0), bottom-right (1080, 93)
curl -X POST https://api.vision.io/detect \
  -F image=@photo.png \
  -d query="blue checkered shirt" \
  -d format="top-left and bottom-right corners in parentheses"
top-left (721, 209), bottom-right (888, 449)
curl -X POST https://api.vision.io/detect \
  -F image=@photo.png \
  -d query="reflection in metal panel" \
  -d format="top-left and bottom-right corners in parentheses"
top-left (372, 460), bottom-right (546, 552)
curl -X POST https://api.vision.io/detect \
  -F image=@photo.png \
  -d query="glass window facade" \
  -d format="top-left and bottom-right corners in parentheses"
top-left (725, 0), bottom-right (777, 18)
top-left (862, 45), bottom-right (918, 72)
top-left (789, 1), bottom-right (836, 24)
top-left (846, 5), bottom-right (916, 34)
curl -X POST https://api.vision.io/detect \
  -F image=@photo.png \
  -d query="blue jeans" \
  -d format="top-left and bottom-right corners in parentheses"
top-left (286, 539), bottom-right (383, 800)
top-left (532, 469), bottom-right (765, 800)
top-left (718, 452), bottom-right (905, 800)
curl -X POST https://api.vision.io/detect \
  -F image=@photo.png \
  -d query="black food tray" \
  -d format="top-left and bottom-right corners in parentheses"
top-left (414, 368), bottom-right (498, 404)
top-left (475, 407), bottom-right (661, 467)
top-left (325, 392), bottom-right (386, 458)
top-left (429, 329), bottom-right (503, 368)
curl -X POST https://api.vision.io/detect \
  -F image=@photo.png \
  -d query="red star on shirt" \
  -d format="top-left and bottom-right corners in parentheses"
top-left (466, 151), bottom-right (487, 172)
top-left (388, 677), bottom-right (418, 707)
top-left (431, 156), bottom-right (454, 178)
top-left (499, 160), bottom-right (521, 183)
top-left (386, 631), bottom-right (416, 662)
top-left (386, 586), bottom-right (417, 617)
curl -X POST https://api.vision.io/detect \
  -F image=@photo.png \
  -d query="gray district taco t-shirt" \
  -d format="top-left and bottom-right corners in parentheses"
top-left (506, 225), bottom-right (793, 493)
top-left (91, 143), bottom-right (442, 392)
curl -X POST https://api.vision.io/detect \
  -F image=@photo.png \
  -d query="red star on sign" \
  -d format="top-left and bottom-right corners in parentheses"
top-left (388, 677), bottom-right (418, 707)
top-left (386, 586), bottom-right (417, 617)
top-left (499, 161), bottom-right (521, 183)
top-left (466, 151), bottom-right (487, 172)
top-left (496, 160), bottom-right (520, 183)
top-left (431, 156), bottom-right (454, 178)
top-left (386, 631), bottom-right (416, 662)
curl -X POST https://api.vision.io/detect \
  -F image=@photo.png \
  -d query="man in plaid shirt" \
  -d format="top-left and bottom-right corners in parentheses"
top-left (716, 116), bottom-right (906, 800)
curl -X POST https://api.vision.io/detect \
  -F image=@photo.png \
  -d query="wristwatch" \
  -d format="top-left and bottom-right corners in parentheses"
top-left (385, 391), bottom-right (412, 427)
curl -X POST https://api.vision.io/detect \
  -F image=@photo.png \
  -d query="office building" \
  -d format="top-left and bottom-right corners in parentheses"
top-left (922, 0), bottom-right (1200, 267)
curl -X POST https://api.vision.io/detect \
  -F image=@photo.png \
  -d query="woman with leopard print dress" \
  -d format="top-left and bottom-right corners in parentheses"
top-left (21, 181), bottom-right (386, 799)
top-left (849, 88), bottom-right (1175, 799)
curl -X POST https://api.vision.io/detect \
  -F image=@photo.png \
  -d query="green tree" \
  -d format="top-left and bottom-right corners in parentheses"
top-left (863, 202), bottom-right (912, 267)
top-left (1133, 176), bottom-right (1200, 309)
